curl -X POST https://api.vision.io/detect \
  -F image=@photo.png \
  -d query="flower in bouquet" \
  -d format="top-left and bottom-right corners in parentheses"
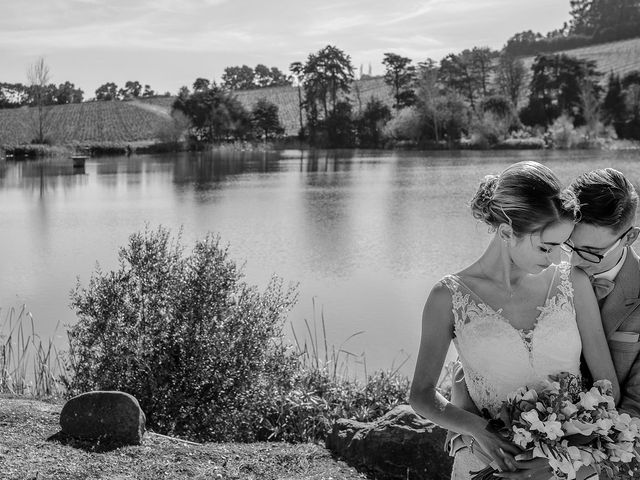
top-left (470, 374), bottom-right (640, 480)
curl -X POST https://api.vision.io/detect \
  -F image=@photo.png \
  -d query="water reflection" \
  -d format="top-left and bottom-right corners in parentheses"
top-left (0, 160), bottom-right (87, 195)
top-left (3, 149), bottom-right (640, 377)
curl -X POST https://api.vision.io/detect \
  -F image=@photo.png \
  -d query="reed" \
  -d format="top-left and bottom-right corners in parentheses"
top-left (0, 305), bottom-right (69, 397)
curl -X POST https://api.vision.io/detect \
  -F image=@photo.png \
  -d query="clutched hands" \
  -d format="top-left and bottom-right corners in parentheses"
top-left (471, 426), bottom-right (522, 473)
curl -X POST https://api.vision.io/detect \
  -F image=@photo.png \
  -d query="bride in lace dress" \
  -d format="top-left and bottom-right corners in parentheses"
top-left (409, 161), bottom-right (620, 479)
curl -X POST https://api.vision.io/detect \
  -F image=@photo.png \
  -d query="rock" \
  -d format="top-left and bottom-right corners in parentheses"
top-left (325, 404), bottom-right (453, 480)
top-left (60, 391), bottom-right (146, 446)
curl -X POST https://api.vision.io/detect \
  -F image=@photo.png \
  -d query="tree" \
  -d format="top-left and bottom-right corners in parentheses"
top-left (142, 84), bottom-right (155, 97)
top-left (221, 65), bottom-right (255, 90)
top-left (439, 50), bottom-right (482, 110)
top-left (504, 30), bottom-right (544, 56)
top-left (289, 61), bottom-right (305, 136)
top-left (54, 81), bottom-right (83, 104)
top-left (356, 97), bottom-right (391, 148)
top-left (470, 47), bottom-right (498, 98)
top-left (95, 82), bottom-right (119, 101)
top-left (26, 57), bottom-right (53, 143)
top-left (496, 53), bottom-right (527, 108)
top-left (326, 100), bottom-right (355, 147)
top-left (415, 59), bottom-right (442, 142)
top-left (521, 53), bottom-right (601, 126)
top-left (382, 53), bottom-right (416, 111)
top-left (602, 73), bottom-right (626, 125)
top-left (125, 80), bottom-right (143, 98)
top-left (0, 83), bottom-right (29, 108)
top-left (173, 84), bottom-right (252, 142)
top-left (192, 78), bottom-right (211, 92)
top-left (251, 97), bottom-right (283, 139)
top-left (254, 64), bottom-right (271, 88)
top-left (299, 45), bottom-right (354, 143)
top-left (269, 66), bottom-right (290, 86)
top-left (569, 0), bottom-right (640, 37)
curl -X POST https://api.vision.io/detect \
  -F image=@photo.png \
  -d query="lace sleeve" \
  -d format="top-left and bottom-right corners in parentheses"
top-left (438, 276), bottom-right (468, 335)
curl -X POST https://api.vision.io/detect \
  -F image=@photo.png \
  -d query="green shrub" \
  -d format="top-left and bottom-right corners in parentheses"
top-left (68, 226), bottom-right (299, 441)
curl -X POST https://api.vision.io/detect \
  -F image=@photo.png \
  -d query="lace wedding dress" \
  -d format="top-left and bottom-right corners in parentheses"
top-left (440, 262), bottom-right (582, 479)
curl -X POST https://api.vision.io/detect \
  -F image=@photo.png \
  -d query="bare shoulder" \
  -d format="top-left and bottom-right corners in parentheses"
top-left (422, 280), bottom-right (454, 318)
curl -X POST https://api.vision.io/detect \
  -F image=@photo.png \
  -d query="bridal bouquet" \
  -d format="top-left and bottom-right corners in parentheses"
top-left (471, 374), bottom-right (640, 480)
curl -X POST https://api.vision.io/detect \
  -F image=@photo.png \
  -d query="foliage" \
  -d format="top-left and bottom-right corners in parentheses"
top-left (296, 45), bottom-right (354, 144)
top-left (95, 82), bottom-right (119, 101)
top-left (569, 0), bottom-right (640, 38)
top-left (26, 57), bottom-right (53, 144)
top-left (251, 97), bottom-right (284, 139)
top-left (68, 226), bottom-right (300, 442)
top-left (119, 80), bottom-right (143, 99)
top-left (522, 54), bottom-right (601, 127)
top-left (383, 107), bottom-right (425, 145)
top-left (222, 64), bottom-right (291, 91)
top-left (356, 97), bottom-right (391, 148)
top-left (603, 73), bottom-right (627, 125)
top-left (221, 65), bottom-right (255, 90)
top-left (548, 114), bottom-right (583, 148)
top-left (496, 53), bottom-right (526, 108)
top-left (324, 100), bottom-right (355, 147)
top-left (172, 85), bottom-right (252, 142)
top-left (382, 53), bottom-right (416, 111)
top-left (468, 110), bottom-right (512, 149)
top-left (155, 110), bottom-right (191, 148)
top-left (95, 81), bottom-right (155, 101)
top-left (439, 48), bottom-right (498, 111)
top-left (504, 1), bottom-right (640, 56)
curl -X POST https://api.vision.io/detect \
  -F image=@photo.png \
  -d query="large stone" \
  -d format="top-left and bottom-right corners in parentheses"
top-left (325, 404), bottom-right (453, 480)
top-left (60, 391), bottom-right (146, 446)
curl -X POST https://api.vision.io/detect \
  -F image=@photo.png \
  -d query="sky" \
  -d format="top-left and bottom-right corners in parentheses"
top-left (0, 0), bottom-right (572, 99)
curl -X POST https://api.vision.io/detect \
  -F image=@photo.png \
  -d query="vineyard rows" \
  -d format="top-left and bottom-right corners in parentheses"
top-left (2, 38), bottom-right (639, 147)
top-left (0, 101), bottom-right (173, 146)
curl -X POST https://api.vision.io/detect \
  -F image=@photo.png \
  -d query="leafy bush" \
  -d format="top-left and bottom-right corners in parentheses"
top-left (68, 226), bottom-right (299, 441)
top-left (262, 367), bottom-right (410, 442)
top-left (548, 114), bottom-right (582, 149)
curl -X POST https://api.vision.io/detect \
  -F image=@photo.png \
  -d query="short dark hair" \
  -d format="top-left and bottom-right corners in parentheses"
top-left (569, 168), bottom-right (638, 232)
top-left (470, 161), bottom-right (579, 236)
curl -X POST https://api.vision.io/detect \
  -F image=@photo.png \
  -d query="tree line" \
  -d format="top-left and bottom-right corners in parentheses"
top-left (165, 35), bottom-right (640, 149)
top-left (504, 0), bottom-right (640, 56)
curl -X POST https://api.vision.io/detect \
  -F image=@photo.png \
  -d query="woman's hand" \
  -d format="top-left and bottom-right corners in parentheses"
top-left (471, 423), bottom-right (521, 472)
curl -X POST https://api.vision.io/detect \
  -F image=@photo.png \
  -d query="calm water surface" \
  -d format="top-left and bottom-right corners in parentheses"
top-left (1, 149), bottom-right (639, 377)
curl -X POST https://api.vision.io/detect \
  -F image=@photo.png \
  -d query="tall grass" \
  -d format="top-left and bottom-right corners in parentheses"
top-left (268, 298), bottom-right (412, 441)
top-left (0, 305), bottom-right (69, 397)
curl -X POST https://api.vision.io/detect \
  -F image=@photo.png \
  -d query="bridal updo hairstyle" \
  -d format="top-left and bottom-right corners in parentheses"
top-left (470, 161), bottom-right (579, 236)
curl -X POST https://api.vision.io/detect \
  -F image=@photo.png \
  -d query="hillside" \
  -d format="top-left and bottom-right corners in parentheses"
top-left (2, 39), bottom-right (640, 148)
top-left (138, 76), bottom-right (393, 137)
top-left (521, 37), bottom-right (640, 84)
top-left (0, 100), bottom-right (174, 146)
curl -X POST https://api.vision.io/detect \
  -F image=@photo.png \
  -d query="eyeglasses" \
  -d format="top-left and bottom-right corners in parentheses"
top-left (563, 226), bottom-right (634, 264)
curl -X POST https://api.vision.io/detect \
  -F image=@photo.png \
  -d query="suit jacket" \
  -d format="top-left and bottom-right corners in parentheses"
top-left (601, 247), bottom-right (640, 417)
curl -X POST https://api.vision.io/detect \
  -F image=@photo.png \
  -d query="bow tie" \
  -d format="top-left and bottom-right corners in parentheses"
top-left (590, 276), bottom-right (615, 301)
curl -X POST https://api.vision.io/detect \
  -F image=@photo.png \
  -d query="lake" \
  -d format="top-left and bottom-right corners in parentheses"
top-left (1, 148), bottom-right (639, 378)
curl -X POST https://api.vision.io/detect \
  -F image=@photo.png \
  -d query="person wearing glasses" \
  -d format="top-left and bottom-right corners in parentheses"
top-left (444, 168), bottom-right (639, 480)
top-left (409, 161), bottom-right (620, 480)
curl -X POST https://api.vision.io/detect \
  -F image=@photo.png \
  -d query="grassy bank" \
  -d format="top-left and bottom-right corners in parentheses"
top-left (0, 396), bottom-right (367, 480)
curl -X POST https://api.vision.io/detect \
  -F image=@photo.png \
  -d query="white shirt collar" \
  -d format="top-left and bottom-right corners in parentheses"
top-left (593, 247), bottom-right (627, 282)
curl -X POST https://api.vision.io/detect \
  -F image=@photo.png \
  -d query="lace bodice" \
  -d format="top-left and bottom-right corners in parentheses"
top-left (441, 262), bottom-right (581, 416)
